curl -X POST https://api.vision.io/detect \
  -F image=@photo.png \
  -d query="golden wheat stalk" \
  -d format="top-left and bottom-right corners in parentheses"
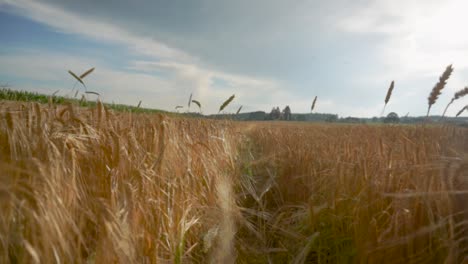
top-left (381, 80), bottom-right (394, 116)
top-left (456, 105), bottom-right (467, 117)
top-left (441, 86), bottom-right (468, 117)
top-left (219, 94), bottom-right (235, 113)
top-left (311, 96), bottom-right (317, 112)
top-left (427, 64), bottom-right (453, 117)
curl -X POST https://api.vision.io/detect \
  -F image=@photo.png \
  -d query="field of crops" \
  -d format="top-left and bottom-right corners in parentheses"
top-left (1, 101), bottom-right (467, 263)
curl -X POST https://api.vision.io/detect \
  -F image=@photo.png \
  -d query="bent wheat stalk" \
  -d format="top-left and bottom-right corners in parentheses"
top-left (191, 100), bottom-right (201, 112)
top-left (442, 86), bottom-right (468, 118)
top-left (456, 105), bottom-right (467, 117)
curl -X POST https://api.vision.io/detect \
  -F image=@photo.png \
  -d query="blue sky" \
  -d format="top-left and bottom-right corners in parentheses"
top-left (1, 0), bottom-right (467, 117)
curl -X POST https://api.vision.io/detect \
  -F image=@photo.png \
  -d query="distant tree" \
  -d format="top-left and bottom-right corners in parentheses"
top-left (384, 112), bottom-right (400, 123)
top-left (248, 111), bottom-right (266, 120)
top-left (343, 117), bottom-right (361, 123)
top-left (282, 106), bottom-right (292, 120)
top-left (325, 115), bottom-right (338, 123)
top-left (295, 114), bottom-right (306, 121)
top-left (269, 107), bottom-right (281, 120)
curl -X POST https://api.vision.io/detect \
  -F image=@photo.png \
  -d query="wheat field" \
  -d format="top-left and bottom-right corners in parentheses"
top-left (0, 101), bottom-right (467, 263)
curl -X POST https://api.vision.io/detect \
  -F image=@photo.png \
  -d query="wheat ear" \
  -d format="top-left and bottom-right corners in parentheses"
top-left (311, 96), bottom-right (317, 112)
top-left (219, 94), bottom-right (235, 113)
top-left (381, 80), bottom-right (394, 116)
top-left (427, 64), bottom-right (453, 117)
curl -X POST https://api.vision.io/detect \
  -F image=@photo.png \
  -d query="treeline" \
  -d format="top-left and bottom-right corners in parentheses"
top-left (209, 110), bottom-right (468, 127)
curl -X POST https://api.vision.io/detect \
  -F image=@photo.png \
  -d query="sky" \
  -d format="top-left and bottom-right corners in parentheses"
top-left (0, 0), bottom-right (467, 117)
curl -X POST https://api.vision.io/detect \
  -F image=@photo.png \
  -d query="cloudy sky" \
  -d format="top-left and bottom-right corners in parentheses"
top-left (1, 0), bottom-right (467, 117)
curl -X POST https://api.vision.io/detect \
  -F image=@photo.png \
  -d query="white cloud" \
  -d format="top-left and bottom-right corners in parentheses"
top-left (0, 0), bottom-right (308, 114)
top-left (0, 0), bottom-right (188, 61)
top-left (2, 0), bottom-right (467, 117)
top-left (336, 0), bottom-right (468, 116)
top-left (126, 60), bottom-right (297, 113)
top-left (0, 50), bottom-right (170, 103)
top-left (0, 48), bottom-right (305, 114)
top-left (339, 0), bottom-right (468, 75)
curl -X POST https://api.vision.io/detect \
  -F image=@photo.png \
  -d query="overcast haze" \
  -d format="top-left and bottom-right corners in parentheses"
top-left (1, 0), bottom-right (467, 116)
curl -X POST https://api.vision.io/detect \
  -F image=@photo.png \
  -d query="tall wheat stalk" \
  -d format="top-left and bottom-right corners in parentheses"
top-left (427, 64), bottom-right (453, 117)
top-left (381, 80), bottom-right (394, 116)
